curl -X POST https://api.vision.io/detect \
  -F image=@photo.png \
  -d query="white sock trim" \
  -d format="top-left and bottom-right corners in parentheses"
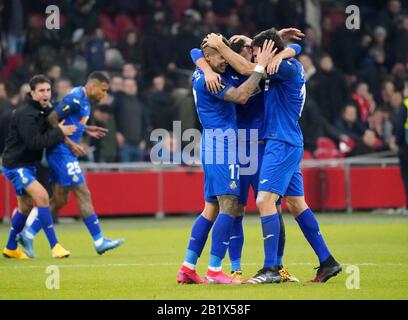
top-left (182, 262), bottom-right (196, 270)
top-left (208, 266), bottom-right (222, 272)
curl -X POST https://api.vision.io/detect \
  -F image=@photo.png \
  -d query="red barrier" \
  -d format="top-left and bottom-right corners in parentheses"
top-left (350, 167), bottom-right (405, 209)
top-left (60, 172), bottom-right (159, 216)
top-left (0, 166), bottom-right (405, 218)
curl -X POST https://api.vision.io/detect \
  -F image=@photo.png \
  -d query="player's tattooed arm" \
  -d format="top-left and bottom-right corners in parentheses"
top-left (205, 33), bottom-right (255, 76)
top-left (47, 110), bottom-right (86, 157)
top-left (223, 71), bottom-right (264, 104)
top-left (223, 40), bottom-right (275, 104)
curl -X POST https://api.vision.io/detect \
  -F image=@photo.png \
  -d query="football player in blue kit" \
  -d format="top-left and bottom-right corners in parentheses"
top-left (177, 37), bottom-right (276, 284)
top-left (19, 72), bottom-right (125, 257)
top-left (207, 29), bottom-right (342, 284)
top-left (188, 31), bottom-right (303, 282)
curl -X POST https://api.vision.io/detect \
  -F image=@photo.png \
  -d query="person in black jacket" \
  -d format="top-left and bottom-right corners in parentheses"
top-left (1, 75), bottom-right (76, 259)
top-left (395, 97), bottom-right (408, 210)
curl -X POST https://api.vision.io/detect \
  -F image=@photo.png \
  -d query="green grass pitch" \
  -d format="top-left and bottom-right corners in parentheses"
top-left (0, 213), bottom-right (407, 300)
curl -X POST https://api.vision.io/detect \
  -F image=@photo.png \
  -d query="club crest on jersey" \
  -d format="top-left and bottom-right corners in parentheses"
top-left (230, 181), bottom-right (237, 190)
top-left (72, 175), bottom-right (79, 182)
top-left (220, 81), bottom-right (227, 89)
top-left (22, 177), bottom-right (28, 184)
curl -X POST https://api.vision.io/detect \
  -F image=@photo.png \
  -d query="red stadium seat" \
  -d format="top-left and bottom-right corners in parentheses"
top-left (115, 14), bottom-right (135, 38)
top-left (2, 54), bottom-right (23, 81)
top-left (316, 137), bottom-right (337, 150)
top-left (99, 13), bottom-right (117, 41)
top-left (314, 137), bottom-right (344, 159)
top-left (170, 0), bottom-right (194, 21)
top-left (302, 150), bottom-right (314, 159)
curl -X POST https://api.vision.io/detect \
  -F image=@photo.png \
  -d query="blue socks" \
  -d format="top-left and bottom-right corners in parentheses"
top-left (37, 207), bottom-right (58, 248)
top-left (295, 208), bottom-right (331, 263)
top-left (209, 213), bottom-right (235, 271)
top-left (184, 214), bottom-right (213, 268)
top-left (277, 213), bottom-right (285, 266)
top-left (83, 214), bottom-right (103, 246)
top-left (261, 214), bottom-right (280, 268)
top-left (6, 210), bottom-right (28, 250)
top-left (228, 216), bottom-right (244, 272)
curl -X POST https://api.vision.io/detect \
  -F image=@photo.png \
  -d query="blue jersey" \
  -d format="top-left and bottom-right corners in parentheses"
top-left (48, 86), bottom-right (91, 155)
top-left (263, 58), bottom-right (306, 147)
top-left (192, 68), bottom-right (236, 132)
top-left (225, 67), bottom-right (264, 142)
top-left (192, 68), bottom-right (238, 155)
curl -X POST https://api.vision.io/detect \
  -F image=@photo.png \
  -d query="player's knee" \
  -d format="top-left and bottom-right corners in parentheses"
top-left (202, 202), bottom-right (219, 222)
top-left (286, 197), bottom-right (308, 216)
top-left (256, 193), bottom-right (273, 210)
top-left (35, 193), bottom-right (49, 207)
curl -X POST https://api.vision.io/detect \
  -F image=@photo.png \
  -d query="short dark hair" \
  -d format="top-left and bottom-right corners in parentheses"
top-left (29, 74), bottom-right (51, 91)
top-left (87, 71), bottom-right (110, 84)
top-left (252, 28), bottom-right (285, 54)
top-left (200, 34), bottom-right (230, 51)
top-left (230, 39), bottom-right (247, 54)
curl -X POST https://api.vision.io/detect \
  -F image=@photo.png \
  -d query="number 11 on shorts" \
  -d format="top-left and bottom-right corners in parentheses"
top-left (229, 164), bottom-right (240, 180)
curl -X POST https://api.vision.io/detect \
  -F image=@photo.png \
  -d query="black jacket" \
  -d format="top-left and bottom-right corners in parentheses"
top-left (2, 97), bottom-right (65, 168)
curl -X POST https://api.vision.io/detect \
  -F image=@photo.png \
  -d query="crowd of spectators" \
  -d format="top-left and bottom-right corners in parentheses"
top-left (1, 0), bottom-right (408, 162)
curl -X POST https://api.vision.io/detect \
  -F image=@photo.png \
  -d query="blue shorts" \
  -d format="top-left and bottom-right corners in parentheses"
top-left (2, 166), bottom-right (37, 196)
top-left (238, 141), bottom-right (263, 206)
top-left (47, 152), bottom-right (85, 186)
top-left (258, 140), bottom-right (304, 197)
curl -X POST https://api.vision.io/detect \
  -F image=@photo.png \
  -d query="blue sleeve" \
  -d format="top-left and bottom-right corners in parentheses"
top-left (288, 43), bottom-right (302, 56)
top-left (54, 95), bottom-right (81, 119)
top-left (190, 48), bottom-right (204, 63)
top-left (268, 60), bottom-right (298, 81)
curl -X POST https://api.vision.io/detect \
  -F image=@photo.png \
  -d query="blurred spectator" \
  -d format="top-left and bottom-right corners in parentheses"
top-left (119, 30), bottom-right (143, 68)
top-left (299, 53), bottom-right (318, 100)
top-left (334, 104), bottom-right (367, 142)
top-left (89, 104), bottom-right (117, 163)
top-left (3, 0), bottom-right (27, 56)
top-left (0, 81), bottom-right (14, 153)
top-left (361, 49), bottom-right (389, 103)
top-left (352, 82), bottom-right (375, 123)
top-left (157, 132), bottom-right (183, 164)
top-left (395, 14), bottom-right (408, 65)
top-left (54, 78), bottom-right (73, 102)
top-left (147, 75), bottom-right (178, 132)
top-left (315, 54), bottom-right (350, 123)
top-left (85, 28), bottom-right (106, 73)
top-left (116, 78), bottom-right (149, 162)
